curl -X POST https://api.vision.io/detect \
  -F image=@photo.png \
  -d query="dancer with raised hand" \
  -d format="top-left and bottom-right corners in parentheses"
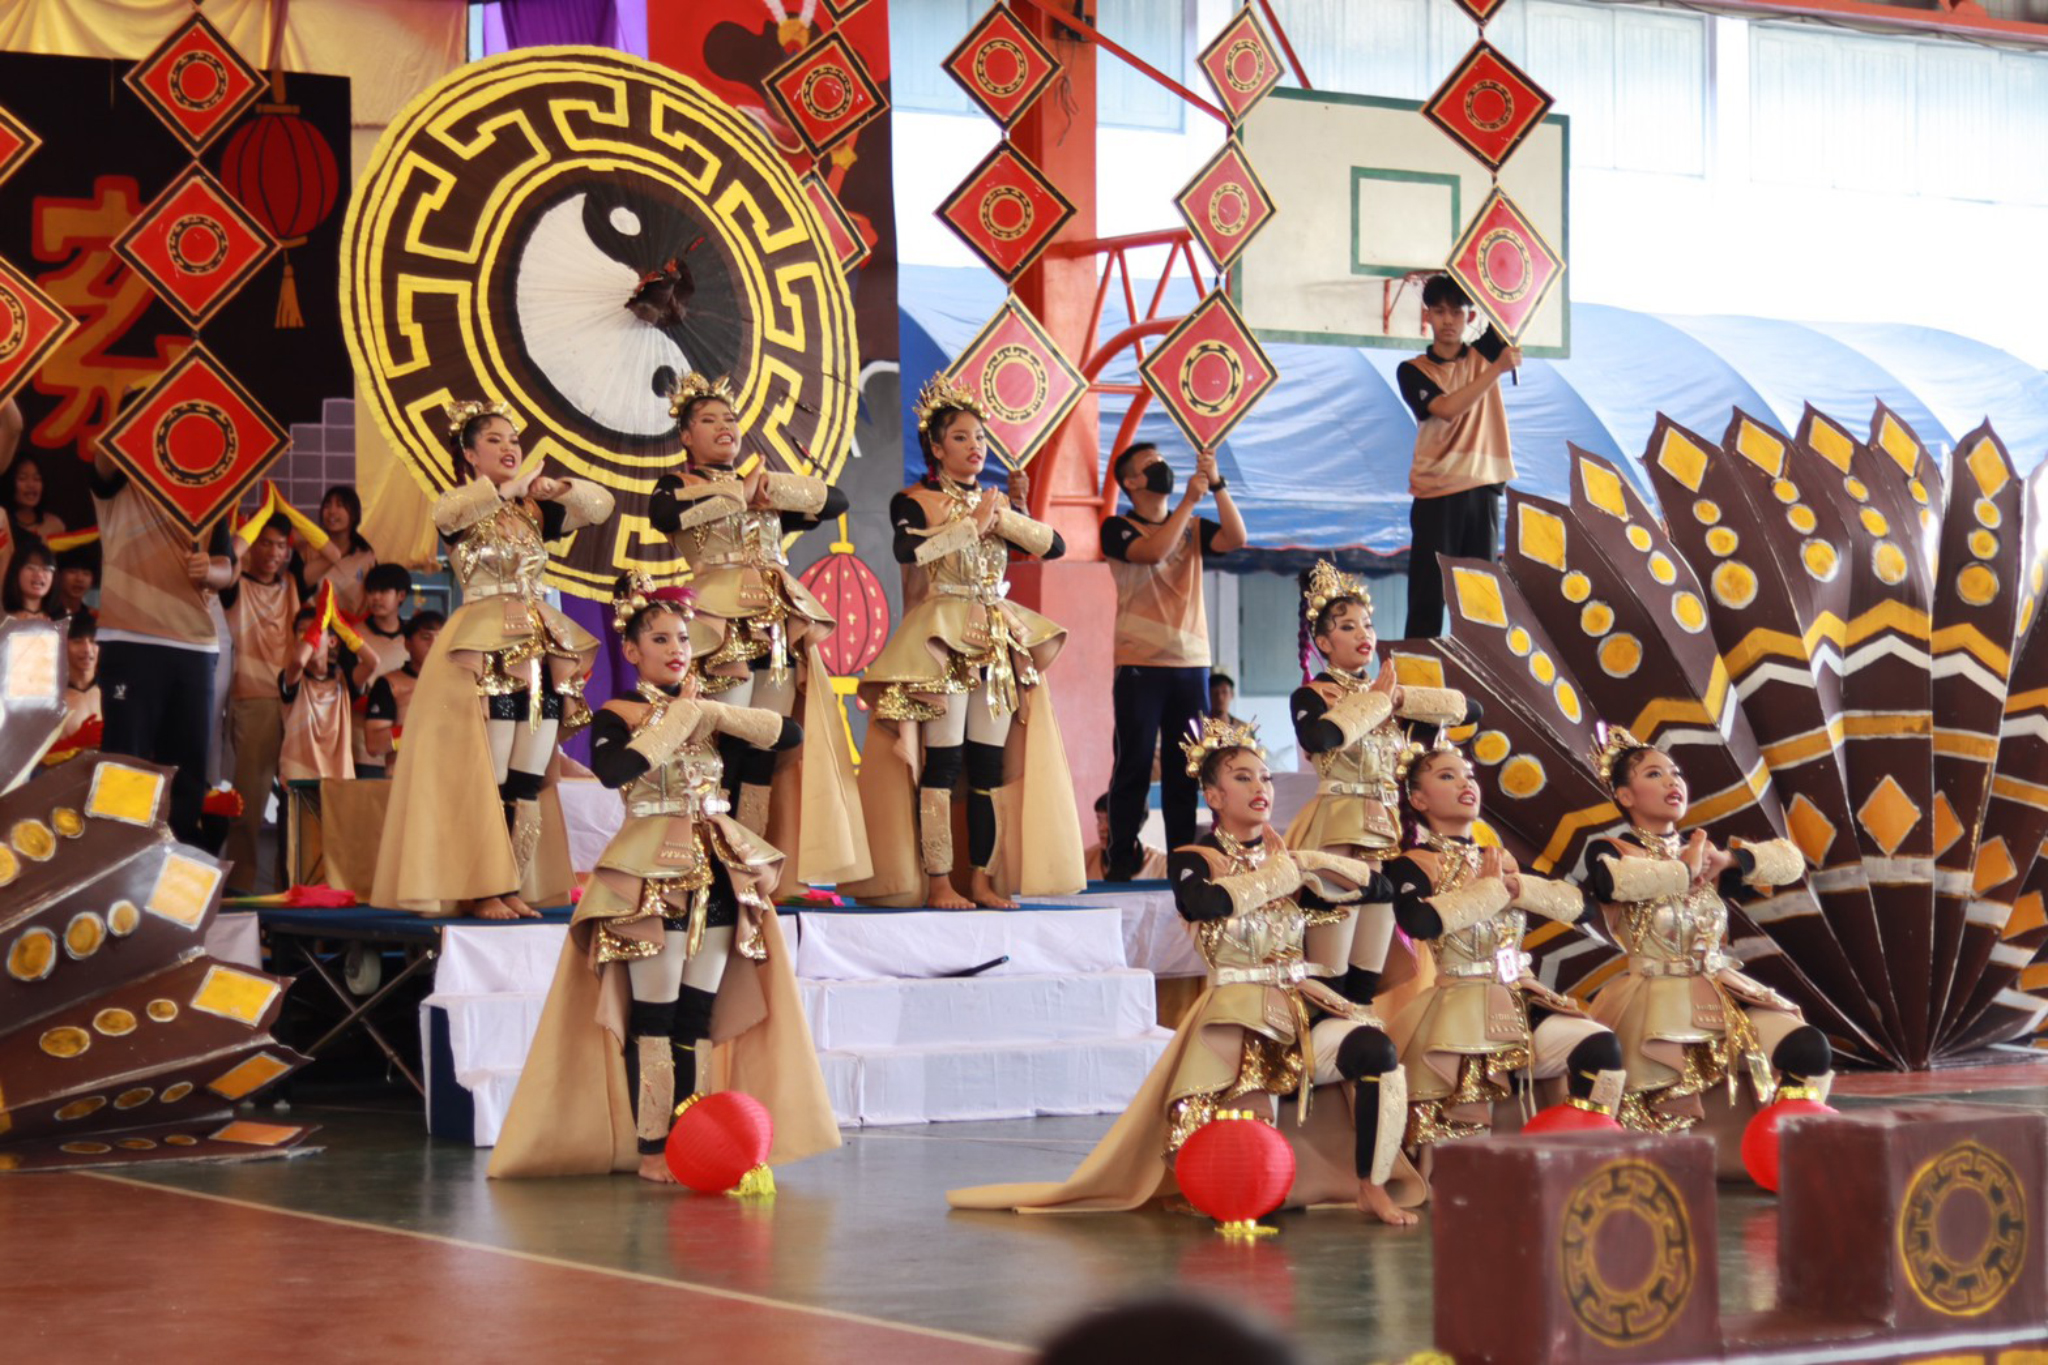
top-left (1577, 725), bottom-right (1833, 1137)
top-left (490, 576), bottom-right (838, 1182)
top-left (650, 374), bottom-right (867, 886)
top-left (373, 402), bottom-right (613, 919)
top-left (845, 375), bottom-right (1083, 910)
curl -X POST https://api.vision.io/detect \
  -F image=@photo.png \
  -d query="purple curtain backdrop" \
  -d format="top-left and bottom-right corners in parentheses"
top-left (475, 0), bottom-right (647, 56)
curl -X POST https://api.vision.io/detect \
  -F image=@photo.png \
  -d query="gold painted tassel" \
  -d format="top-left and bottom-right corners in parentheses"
top-left (729, 1164), bottom-right (777, 1199)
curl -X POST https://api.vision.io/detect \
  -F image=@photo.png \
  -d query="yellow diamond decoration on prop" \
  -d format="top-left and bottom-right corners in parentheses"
top-left (146, 852), bottom-right (220, 928)
top-left (1966, 436), bottom-right (2010, 499)
top-left (1856, 775), bottom-right (1921, 857)
top-left (1578, 458), bottom-right (1629, 521)
top-left (1734, 419), bottom-right (1785, 478)
top-left (191, 966), bottom-right (280, 1026)
top-left (1655, 429), bottom-right (1709, 492)
top-left (1874, 410), bottom-right (1920, 477)
top-left (210, 1116), bottom-right (299, 1143)
top-left (1452, 567), bottom-right (1508, 628)
top-left (1807, 416), bottom-right (1854, 473)
top-left (1785, 794), bottom-right (1835, 867)
top-left (1930, 793), bottom-right (1963, 860)
top-left (1390, 652), bottom-right (1446, 688)
top-left (1517, 503), bottom-right (1567, 570)
top-left (86, 763), bottom-right (164, 827)
top-left (2009, 891), bottom-right (2045, 936)
top-left (1974, 837), bottom-right (2018, 896)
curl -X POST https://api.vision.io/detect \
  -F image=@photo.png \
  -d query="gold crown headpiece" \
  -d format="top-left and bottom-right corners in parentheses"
top-left (668, 372), bottom-right (738, 422)
top-left (1181, 714), bottom-right (1265, 778)
top-left (1588, 722), bottom-right (1648, 792)
top-left (443, 400), bottom-right (521, 440)
top-left (1395, 732), bottom-right (1460, 788)
top-left (913, 372), bottom-right (984, 435)
top-left (1304, 558), bottom-right (1371, 627)
top-left (610, 572), bottom-right (697, 635)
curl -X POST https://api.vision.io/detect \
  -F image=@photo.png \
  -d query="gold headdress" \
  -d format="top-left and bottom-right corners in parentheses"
top-left (611, 572), bottom-right (655, 636)
top-left (1395, 733), bottom-right (1460, 788)
top-left (1588, 722), bottom-right (1648, 792)
top-left (443, 399), bottom-right (521, 439)
top-left (913, 372), bottom-right (983, 435)
top-left (1303, 558), bottom-right (1371, 627)
top-left (1182, 714), bottom-right (1265, 778)
top-left (668, 372), bottom-right (738, 422)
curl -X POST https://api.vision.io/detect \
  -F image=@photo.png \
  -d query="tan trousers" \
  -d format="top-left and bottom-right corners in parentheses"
top-left (224, 695), bottom-right (283, 892)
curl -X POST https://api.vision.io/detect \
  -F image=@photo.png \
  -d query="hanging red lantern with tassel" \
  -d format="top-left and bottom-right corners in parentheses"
top-left (219, 70), bottom-right (340, 330)
top-left (665, 1090), bottom-right (777, 1196)
top-left (1175, 1110), bottom-right (1295, 1239)
top-left (798, 513), bottom-right (890, 677)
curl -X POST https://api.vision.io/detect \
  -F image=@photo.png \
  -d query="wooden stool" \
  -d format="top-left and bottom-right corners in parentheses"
top-left (1433, 1131), bottom-right (1719, 1363)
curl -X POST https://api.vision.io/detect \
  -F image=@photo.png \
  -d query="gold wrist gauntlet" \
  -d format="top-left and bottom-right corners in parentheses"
top-left (1735, 837), bottom-right (1804, 889)
top-left (433, 478), bottom-right (502, 535)
top-left (1605, 855), bottom-right (1691, 902)
top-left (761, 473), bottom-right (828, 515)
top-left (1429, 876), bottom-right (1511, 934)
top-left (666, 484), bottom-right (746, 533)
top-left (994, 508), bottom-right (1055, 557)
top-left (1322, 688), bottom-right (1395, 748)
top-left (1397, 685), bottom-right (1466, 725)
top-left (1293, 848), bottom-right (1376, 901)
top-left (702, 700), bottom-right (785, 750)
top-left (554, 479), bottom-right (615, 532)
top-left (626, 698), bottom-right (703, 765)
top-left (1512, 874), bottom-right (1586, 923)
top-left (913, 518), bottom-right (980, 564)
top-left (1215, 854), bottom-right (1304, 918)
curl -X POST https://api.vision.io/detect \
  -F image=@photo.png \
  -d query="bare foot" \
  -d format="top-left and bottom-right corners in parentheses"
top-left (968, 869), bottom-right (1017, 910)
top-left (471, 896), bottom-right (521, 921)
top-left (927, 874), bottom-right (975, 911)
top-left (1357, 1181), bottom-right (1419, 1227)
top-left (638, 1154), bottom-right (679, 1184)
top-left (502, 892), bottom-right (540, 919)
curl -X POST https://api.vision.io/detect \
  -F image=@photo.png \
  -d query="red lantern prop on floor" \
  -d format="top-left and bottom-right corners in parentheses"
top-left (220, 72), bottom-right (340, 329)
top-left (665, 1090), bottom-right (776, 1196)
top-left (1522, 1099), bottom-right (1623, 1134)
top-left (1741, 1086), bottom-right (1836, 1192)
top-left (1176, 1110), bottom-right (1295, 1239)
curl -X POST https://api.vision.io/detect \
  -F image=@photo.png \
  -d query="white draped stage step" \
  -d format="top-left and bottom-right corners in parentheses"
top-left (422, 891), bottom-right (1193, 1146)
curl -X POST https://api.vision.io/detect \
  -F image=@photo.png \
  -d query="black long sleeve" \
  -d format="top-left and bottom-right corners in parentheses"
top-left (650, 473), bottom-right (685, 534)
top-left (1291, 683), bottom-right (1346, 755)
top-left (1167, 849), bottom-right (1233, 923)
top-left (889, 489), bottom-right (928, 565)
top-left (1040, 528), bottom-right (1066, 561)
top-left (1383, 854), bottom-right (1445, 941)
top-left (588, 708), bottom-right (651, 789)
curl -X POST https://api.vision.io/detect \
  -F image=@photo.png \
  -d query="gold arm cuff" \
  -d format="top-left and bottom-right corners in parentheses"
top-left (1429, 876), bottom-right (1512, 934)
top-left (701, 700), bottom-right (785, 750)
top-left (667, 485), bottom-right (746, 533)
top-left (1215, 854), bottom-right (1305, 918)
top-left (432, 478), bottom-right (503, 536)
top-left (626, 698), bottom-right (703, 766)
top-left (995, 508), bottom-right (1055, 557)
top-left (1397, 685), bottom-right (1467, 725)
top-left (1322, 688), bottom-right (1395, 748)
top-left (1293, 848), bottom-right (1377, 901)
top-left (912, 517), bottom-right (981, 565)
top-left (1512, 874), bottom-right (1585, 923)
top-left (1607, 855), bottom-right (1691, 902)
top-left (554, 479), bottom-right (615, 532)
top-left (1737, 837), bottom-right (1805, 889)
top-left (761, 473), bottom-right (828, 515)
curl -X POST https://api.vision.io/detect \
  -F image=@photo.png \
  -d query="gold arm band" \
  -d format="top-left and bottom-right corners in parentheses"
top-left (1428, 876), bottom-right (1512, 934)
top-left (432, 478), bottom-right (503, 536)
top-left (1606, 855), bottom-right (1691, 902)
top-left (626, 698), bottom-right (704, 766)
top-left (1736, 837), bottom-right (1805, 889)
top-left (912, 517), bottom-right (981, 565)
top-left (1214, 854), bottom-right (1305, 919)
top-left (994, 507), bottom-right (1056, 558)
top-left (1512, 874), bottom-right (1586, 923)
top-left (666, 484), bottom-right (746, 533)
top-left (1321, 688), bottom-right (1396, 749)
top-left (1293, 848), bottom-right (1377, 902)
top-left (701, 700), bottom-right (786, 750)
top-left (760, 473), bottom-right (829, 515)
top-left (1397, 685), bottom-right (1467, 726)
top-left (553, 478), bottom-right (615, 532)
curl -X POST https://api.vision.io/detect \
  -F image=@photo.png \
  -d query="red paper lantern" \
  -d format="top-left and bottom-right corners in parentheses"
top-left (219, 75), bottom-right (341, 328)
top-left (799, 539), bottom-right (891, 676)
top-left (665, 1090), bottom-right (776, 1195)
top-left (1175, 1110), bottom-right (1295, 1238)
top-left (1741, 1091), bottom-right (1836, 1192)
top-left (1522, 1100), bottom-right (1623, 1135)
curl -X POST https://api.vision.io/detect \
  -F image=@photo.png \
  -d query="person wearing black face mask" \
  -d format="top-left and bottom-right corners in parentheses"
top-left (1098, 442), bottom-right (1246, 880)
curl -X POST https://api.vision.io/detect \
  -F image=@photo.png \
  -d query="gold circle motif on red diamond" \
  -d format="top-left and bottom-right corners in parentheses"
top-left (1208, 184), bottom-right (1249, 237)
top-left (1181, 341), bottom-right (1245, 417)
top-left (169, 52), bottom-right (229, 112)
top-left (168, 215), bottom-right (230, 276)
top-left (980, 186), bottom-right (1033, 242)
top-left (985, 345), bottom-right (1049, 425)
top-left (0, 290), bottom-right (23, 361)
top-left (799, 65), bottom-right (854, 121)
top-left (1225, 41), bottom-right (1267, 93)
top-left (154, 401), bottom-right (240, 487)
top-left (1477, 228), bottom-right (1533, 302)
top-left (974, 40), bottom-right (1029, 99)
top-left (1465, 80), bottom-right (1514, 133)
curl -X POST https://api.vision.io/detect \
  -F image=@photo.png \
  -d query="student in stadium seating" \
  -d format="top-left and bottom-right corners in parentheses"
top-left (348, 561), bottom-right (412, 777)
top-left (1084, 792), bottom-right (1166, 881)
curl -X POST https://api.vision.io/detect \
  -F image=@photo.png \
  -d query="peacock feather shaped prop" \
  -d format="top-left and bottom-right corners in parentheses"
top-left (1388, 405), bottom-right (2047, 1069)
top-left (0, 618), bottom-right (315, 1169)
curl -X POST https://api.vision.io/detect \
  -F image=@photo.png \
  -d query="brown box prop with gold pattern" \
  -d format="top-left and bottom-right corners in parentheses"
top-left (1778, 1104), bottom-right (2044, 1333)
top-left (1433, 1133), bottom-right (1719, 1363)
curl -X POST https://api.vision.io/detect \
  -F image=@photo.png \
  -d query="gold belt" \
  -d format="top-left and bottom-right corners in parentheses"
top-left (1442, 951), bottom-right (1531, 980)
top-left (465, 579), bottom-right (534, 601)
top-left (934, 580), bottom-right (1008, 604)
top-left (625, 795), bottom-right (730, 819)
top-left (1210, 960), bottom-right (1309, 989)
top-left (1633, 952), bottom-right (1732, 978)
top-left (1317, 778), bottom-right (1386, 799)
top-left (694, 548), bottom-right (787, 570)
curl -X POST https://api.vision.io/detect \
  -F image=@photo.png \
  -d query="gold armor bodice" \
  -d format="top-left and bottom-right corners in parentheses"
top-left (619, 686), bottom-right (728, 819)
top-left (1306, 670), bottom-right (1406, 851)
top-left (682, 472), bottom-right (789, 570)
top-left (1609, 833), bottom-right (1731, 977)
top-left (1192, 837), bottom-right (1310, 986)
top-left (1422, 834), bottom-right (1531, 981)
top-left (450, 499), bottom-right (549, 602)
top-left (924, 484), bottom-right (1014, 603)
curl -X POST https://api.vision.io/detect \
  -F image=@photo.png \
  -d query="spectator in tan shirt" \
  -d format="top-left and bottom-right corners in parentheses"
top-left (279, 604), bottom-right (357, 783)
top-left (221, 517), bottom-right (298, 891)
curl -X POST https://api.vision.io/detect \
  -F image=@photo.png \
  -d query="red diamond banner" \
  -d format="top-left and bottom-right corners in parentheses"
top-left (821, 0), bottom-right (872, 17)
top-left (0, 104), bottom-right (41, 187)
top-left (936, 144), bottom-right (1076, 281)
top-left (763, 29), bottom-right (888, 156)
top-left (1424, 43), bottom-right (1553, 173)
top-left (946, 298), bottom-right (1085, 471)
top-left (1447, 189), bottom-right (1565, 343)
top-left (944, 5), bottom-right (1061, 128)
top-left (115, 166), bottom-right (278, 328)
top-left (1176, 140), bottom-right (1277, 270)
top-left (1197, 6), bottom-right (1284, 126)
top-left (123, 10), bottom-right (265, 153)
top-left (95, 346), bottom-right (288, 536)
top-left (1450, 0), bottom-right (1514, 26)
top-left (800, 171), bottom-right (870, 273)
top-left (0, 256), bottom-right (78, 406)
top-left (1138, 291), bottom-right (1278, 452)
